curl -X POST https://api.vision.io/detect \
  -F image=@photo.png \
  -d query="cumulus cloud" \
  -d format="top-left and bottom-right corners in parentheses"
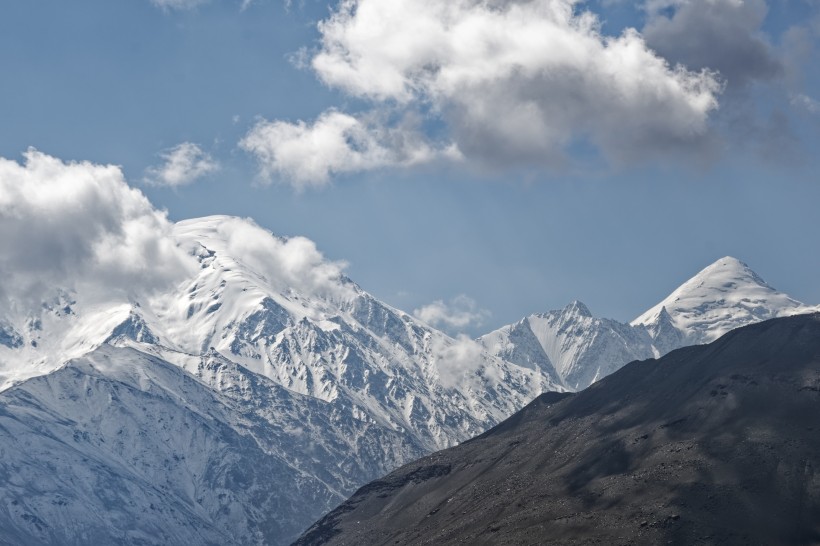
top-left (145, 142), bottom-right (219, 187)
top-left (179, 215), bottom-right (353, 299)
top-left (0, 150), bottom-right (197, 312)
top-left (413, 295), bottom-right (490, 333)
top-left (240, 110), bottom-right (458, 188)
top-left (313, 0), bottom-right (720, 163)
top-left (643, 0), bottom-right (783, 89)
top-left (242, 0), bottom-right (722, 186)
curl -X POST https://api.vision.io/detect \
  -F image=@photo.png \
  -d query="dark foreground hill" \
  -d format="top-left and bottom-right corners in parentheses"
top-left (295, 313), bottom-right (820, 545)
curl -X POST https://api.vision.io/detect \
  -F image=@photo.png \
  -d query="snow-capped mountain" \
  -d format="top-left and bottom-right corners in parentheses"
top-left (480, 256), bottom-right (818, 391)
top-left (632, 256), bottom-right (813, 346)
top-left (0, 219), bottom-right (815, 546)
top-left (0, 346), bottom-right (394, 545)
top-left (479, 300), bottom-right (657, 391)
top-left (0, 215), bottom-right (555, 545)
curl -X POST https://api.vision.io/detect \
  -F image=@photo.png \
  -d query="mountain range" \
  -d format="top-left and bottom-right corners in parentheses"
top-left (479, 256), bottom-right (815, 391)
top-left (0, 216), bottom-right (815, 544)
top-left (297, 312), bottom-right (820, 545)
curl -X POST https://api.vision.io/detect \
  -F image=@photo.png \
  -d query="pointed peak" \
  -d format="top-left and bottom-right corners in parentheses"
top-left (632, 256), bottom-right (808, 341)
top-left (699, 256), bottom-right (763, 280)
top-left (711, 256), bottom-right (746, 266)
top-left (563, 300), bottom-right (592, 318)
top-left (106, 312), bottom-right (159, 345)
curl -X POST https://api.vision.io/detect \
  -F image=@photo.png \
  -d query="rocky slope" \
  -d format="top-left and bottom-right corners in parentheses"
top-left (297, 313), bottom-right (820, 545)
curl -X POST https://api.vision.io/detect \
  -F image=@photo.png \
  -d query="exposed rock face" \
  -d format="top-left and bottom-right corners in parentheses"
top-left (298, 313), bottom-right (820, 546)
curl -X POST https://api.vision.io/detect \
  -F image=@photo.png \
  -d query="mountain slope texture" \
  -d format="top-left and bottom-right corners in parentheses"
top-left (0, 216), bottom-right (549, 546)
top-left (0, 213), bottom-right (815, 545)
top-left (296, 313), bottom-right (820, 546)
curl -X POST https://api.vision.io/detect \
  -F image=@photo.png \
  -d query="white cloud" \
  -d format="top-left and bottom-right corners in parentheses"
top-left (431, 334), bottom-right (499, 389)
top-left (791, 93), bottom-right (820, 114)
top-left (413, 295), bottom-right (490, 333)
top-left (0, 150), bottom-right (197, 311)
top-left (150, 0), bottom-right (209, 10)
top-left (145, 142), bottom-right (219, 187)
top-left (240, 110), bottom-right (458, 188)
top-left (185, 215), bottom-right (354, 299)
top-left (241, 0), bottom-right (722, 186)
top-left (307, 0), bottom-right (721, 167)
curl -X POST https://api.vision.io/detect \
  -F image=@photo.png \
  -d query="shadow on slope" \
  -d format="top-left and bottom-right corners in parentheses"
top-left (295, 313), bottom-right (820, 546)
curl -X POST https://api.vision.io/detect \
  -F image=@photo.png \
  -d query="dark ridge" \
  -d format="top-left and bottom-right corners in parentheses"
top-left (294, 313), bottom-right (820, 546)
top-left (466, 391), bottom-right (575, 443)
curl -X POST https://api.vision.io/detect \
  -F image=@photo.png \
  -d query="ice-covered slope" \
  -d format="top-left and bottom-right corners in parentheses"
top-left (152, 216), bottom-right (554, 450)
top-left (480, 256), bottom-right (818, 391)
top-left (0, 345), bottom-right (428, 545)
top-left (479, 301), bottom-right (657, 391)
top-left (0, 215), bottom-right (555, 545)
top-left (0, 294), bottom-right (138, 391)
top-left (632, 256), bottom-right (816, 346)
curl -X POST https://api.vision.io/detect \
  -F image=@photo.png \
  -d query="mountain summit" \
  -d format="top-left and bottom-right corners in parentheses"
top-left (633, 256), bottom-right (810, 345)
top-left (480, 256), bottom-right (817, 391)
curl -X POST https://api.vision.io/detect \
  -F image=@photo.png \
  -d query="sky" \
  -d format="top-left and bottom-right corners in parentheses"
top-left (0, 0), bottom-right (819, 337)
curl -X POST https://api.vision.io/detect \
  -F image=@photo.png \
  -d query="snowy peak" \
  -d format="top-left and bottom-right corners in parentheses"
top-left (479, 300), bottom-right (656, 392)
top-left (481, 256), bottom-right (818, 392)
top-left (105, 311), bottom-right (159, 345)
top-left (0, 213), bottom-right (560, 544)
top-left (632, 256), bottom-right (812, 344)
top-left (559, 300), bottom-right (592, 319)
top-left (634, 256), bottom-right (773, 324)
top-left (694, 256), bottom-right (767, 285)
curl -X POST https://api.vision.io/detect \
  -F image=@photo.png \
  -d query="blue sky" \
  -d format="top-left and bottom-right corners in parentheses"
top-left (1, 0), bottom-right (818, 335)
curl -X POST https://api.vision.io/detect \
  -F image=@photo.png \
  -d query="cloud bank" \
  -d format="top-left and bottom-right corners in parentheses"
top-left (0, 150), bottom-right (358, 320)
top-left (244, 0), bottom-right (722, 187)
top-left (0, 150), bottom-right (197, 311)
